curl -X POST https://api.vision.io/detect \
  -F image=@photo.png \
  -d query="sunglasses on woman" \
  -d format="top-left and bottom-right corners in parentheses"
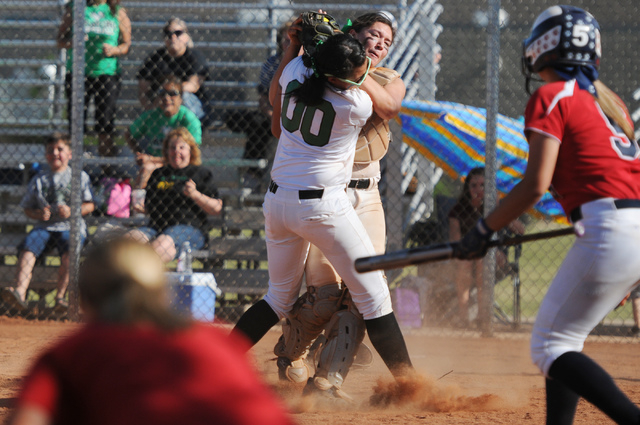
top-left (164, 29), bottom-right (185, 39)
top-left (325, 57), bottom-right (371, 89)
top-left (158, 89), bottom-right (181, 97)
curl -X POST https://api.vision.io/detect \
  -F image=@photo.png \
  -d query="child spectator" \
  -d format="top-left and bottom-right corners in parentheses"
top-left (1, 133), bottom-right (94, 313)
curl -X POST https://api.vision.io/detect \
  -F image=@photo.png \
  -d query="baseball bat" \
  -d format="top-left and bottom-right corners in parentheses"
top-left (355, 227), bottom-right (575, 273)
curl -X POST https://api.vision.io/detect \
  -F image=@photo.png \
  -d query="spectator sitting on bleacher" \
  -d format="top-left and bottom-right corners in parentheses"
top-left (137, 17), bottom-right (213, 126)
top-left (126, 75), bottom-right (202, 189)
top-left (1, 133), bottom-right (95, 314)
top-left (125, 127), bottom-right (222, 263)
top-left (57, 0), bottom-right (132, 158)
top-left (224, 18), bottom-right (295, 192)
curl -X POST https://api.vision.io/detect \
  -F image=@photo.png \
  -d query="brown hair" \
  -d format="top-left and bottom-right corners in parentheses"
top-left (79, 238), bottom-right (190, 331)
top-left (45, 132), bottom-right (71, 148)
top-left (161, 74), bottom-right (183, 94)
top-left (87, 0), bottom-right (121, 15)
top-left (458, 167), bottom-right (485, 210)
top-left (162, 127), bottom-right (202, 166)
top-left (276, 18), bottom-right (295, 54)
top-left (350, 12), bottom-right (396, 43)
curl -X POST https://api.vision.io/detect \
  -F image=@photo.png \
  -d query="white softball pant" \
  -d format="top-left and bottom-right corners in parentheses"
top-left (262, 184), bottom-right (393, 321)
top-left (531, 198), bottom-right (640, 376)
top-left (305, 178), bottom-right (386, 287)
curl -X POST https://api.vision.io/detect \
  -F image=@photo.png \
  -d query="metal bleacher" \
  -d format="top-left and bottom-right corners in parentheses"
top-left (0, 1), bottom-right (284, 319)
top-left (0, 0), bottom-right (443, 320)
top-left (0, 1), bottom-right (272, 140)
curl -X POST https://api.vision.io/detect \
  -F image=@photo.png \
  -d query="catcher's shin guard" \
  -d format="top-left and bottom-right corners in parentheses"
top-left (313, 306), bottom-right (366, 389)
top-left (274, 283), bottom-right (344, 383)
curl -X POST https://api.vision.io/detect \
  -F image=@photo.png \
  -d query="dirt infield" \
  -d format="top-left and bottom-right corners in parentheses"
top-left (1, 317), bottom-right (639, 424)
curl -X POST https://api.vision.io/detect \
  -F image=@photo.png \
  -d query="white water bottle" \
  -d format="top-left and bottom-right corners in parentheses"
top-left (184, 241), bottom-right (193, 274)
top-left (177, 241), bottom-right (192, 273)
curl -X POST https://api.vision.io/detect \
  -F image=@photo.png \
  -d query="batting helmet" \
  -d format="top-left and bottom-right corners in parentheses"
top-left (522, 5), bottom-right (601, 78)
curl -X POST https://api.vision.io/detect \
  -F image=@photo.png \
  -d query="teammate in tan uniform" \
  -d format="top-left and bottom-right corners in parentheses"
top-left (274, 12), bottom-right (407, 399)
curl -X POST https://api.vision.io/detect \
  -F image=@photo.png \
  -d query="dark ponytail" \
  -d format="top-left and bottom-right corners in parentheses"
top-left (290, 33), bottom-right (367, 106)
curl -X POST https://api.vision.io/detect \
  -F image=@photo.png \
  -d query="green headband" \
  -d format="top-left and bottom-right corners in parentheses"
top-left (341, 19), bottom-right (353, 33)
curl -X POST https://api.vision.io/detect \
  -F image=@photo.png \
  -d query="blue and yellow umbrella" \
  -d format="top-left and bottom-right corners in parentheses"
top-left (399, 100), bottom-right (565, 223)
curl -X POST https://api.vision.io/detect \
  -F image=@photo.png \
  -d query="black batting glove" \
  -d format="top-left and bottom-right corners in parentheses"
top-left (454, 218), bottom-right (494, 260)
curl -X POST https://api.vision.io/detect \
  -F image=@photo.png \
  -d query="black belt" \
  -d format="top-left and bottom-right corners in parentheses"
top-left (268, 181), bottom-right (324, 199)
top-left (348, 178), bottom-right (371, 189)
top-left (570, 199), bottom-right (640, 222)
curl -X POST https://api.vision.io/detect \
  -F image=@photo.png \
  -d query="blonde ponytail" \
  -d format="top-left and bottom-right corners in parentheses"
top-left (593, 80), bottom-right (635, 141)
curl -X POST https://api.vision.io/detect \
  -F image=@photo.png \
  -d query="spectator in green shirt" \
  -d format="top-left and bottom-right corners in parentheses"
top-left (126, 75), bottom-right (202, 189)
top-left (57, 0), bottom-right (132, 158)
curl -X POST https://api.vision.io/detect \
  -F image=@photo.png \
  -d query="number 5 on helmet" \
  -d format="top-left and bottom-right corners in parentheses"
top-left (521, 5), bottom-right (600, 94)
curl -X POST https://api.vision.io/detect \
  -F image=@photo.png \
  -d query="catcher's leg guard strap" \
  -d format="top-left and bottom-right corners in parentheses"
top-left (232, 300), bottom-right (279, 349)
top-left (365, 312), bottom-right (413, 376)
top-left (276, 356), bottom-right (314, 384)
top-left (314, 309), bottom-right (366, 388)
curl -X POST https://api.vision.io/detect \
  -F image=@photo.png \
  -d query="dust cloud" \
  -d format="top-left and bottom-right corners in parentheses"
top-left (370, 373), bottom-right (504, 412)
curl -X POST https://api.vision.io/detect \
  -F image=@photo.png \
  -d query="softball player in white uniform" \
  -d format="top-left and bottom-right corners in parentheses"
top-left (232, 28), bottom-right (413, 387)
top-left (265, 53), bottom-right (387, 317)
top-left (273, 13), bottom-right (406, 396)
top-left (456, 5), bottom-right (640, 424)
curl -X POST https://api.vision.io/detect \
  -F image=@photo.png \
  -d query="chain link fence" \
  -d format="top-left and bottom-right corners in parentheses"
top-left (0, 0), bottom-right (639, 341)
top-left (401, 0), bottom-right (640, 340)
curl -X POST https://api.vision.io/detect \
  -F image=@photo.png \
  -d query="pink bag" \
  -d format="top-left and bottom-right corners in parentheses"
top-left (106, 179), bottom-right (131, 218)
top-left (394, 287), bottom-right (422, 328)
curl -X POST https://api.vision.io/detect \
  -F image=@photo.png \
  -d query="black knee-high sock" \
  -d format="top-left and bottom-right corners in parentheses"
top-left (365, 312), bottom-right (413, 376)
top-left (548, 351), bottom-right (640, 425)
top-left (231, 300), bottom-right (279, 351)
top-left (545, 377), bottom-right (580, 425)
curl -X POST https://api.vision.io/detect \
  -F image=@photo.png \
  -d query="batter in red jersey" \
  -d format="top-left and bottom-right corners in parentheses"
top-left (455, 5), bottom-right (640, 425)
top-left (525, 80), bottom-right (640, 215)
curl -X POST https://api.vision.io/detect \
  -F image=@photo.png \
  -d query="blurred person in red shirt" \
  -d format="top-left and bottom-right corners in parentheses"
top-left (6, 238), bottom-right (294, 425)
